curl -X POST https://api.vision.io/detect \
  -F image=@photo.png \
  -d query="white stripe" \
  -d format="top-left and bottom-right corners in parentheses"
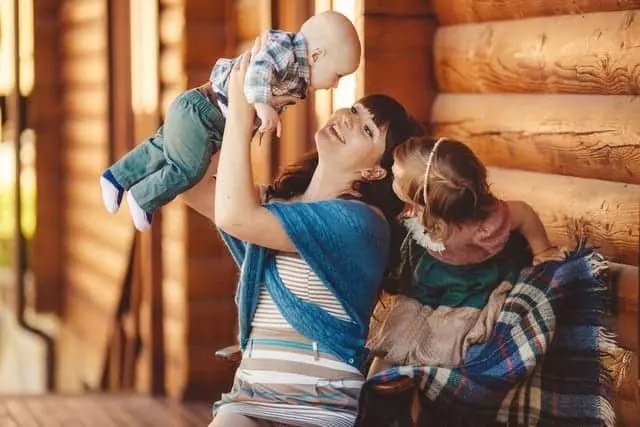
top-left (247, 349), bottom-right (362, 374)
top-left (218, 402), bottom-right (355, 427)
top-left (237, 369), bottom-right (364, 388)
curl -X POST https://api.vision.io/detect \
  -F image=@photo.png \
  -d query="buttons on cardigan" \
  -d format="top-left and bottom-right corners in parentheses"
top-left (348, 358), bottom-right (354, 364)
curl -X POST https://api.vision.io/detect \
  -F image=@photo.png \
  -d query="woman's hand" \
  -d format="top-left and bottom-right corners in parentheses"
top-left (227, 50), bottom-right (255, 129)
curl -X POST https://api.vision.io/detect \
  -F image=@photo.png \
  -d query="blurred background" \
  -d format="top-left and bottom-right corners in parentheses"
top-left (0, 0), bottom-right (637, 424)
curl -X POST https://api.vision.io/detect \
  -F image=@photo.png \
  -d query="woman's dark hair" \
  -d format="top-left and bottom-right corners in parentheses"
top-left (266, 94), bottom-right (424, 293)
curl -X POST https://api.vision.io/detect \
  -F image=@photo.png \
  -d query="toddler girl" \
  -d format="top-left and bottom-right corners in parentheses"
top-left (369, 136), bottom-right (563, 370)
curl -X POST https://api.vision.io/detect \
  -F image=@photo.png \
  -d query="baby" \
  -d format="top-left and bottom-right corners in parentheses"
top-left (99, 11), bottom-right (361, 231)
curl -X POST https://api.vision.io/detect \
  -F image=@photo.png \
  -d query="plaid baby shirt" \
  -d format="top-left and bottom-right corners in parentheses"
top-left (210, 30), bottom-right (310, 112)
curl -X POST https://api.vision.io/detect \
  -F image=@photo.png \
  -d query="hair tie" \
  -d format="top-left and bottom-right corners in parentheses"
top-left (422, 138), bottom-right (444, 205)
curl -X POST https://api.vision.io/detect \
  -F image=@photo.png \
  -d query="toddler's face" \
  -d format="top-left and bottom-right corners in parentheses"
top-left (391, 162), bottom-right (415, 207)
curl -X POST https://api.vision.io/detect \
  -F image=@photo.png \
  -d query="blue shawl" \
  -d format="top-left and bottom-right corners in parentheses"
top-left (219, 199), bottom-right (389, 369)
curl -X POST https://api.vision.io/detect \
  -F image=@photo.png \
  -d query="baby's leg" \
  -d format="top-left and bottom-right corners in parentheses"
top-left (100, 126), bottom-right (166, 213)
top-left (127, 89), bottom-right (224, 228)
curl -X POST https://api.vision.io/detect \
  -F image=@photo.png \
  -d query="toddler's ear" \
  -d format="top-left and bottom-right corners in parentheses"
top-left (361, 165), bottom-right (387, 182)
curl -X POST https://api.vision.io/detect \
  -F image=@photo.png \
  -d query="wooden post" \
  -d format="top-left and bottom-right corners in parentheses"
top-left (362, 0), bottom-right (436, 126)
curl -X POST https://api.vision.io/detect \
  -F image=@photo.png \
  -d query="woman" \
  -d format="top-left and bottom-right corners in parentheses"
top-left (181, 50), bottom-right (423, 426)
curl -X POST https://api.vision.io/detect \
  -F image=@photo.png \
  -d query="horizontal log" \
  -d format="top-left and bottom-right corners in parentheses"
top-left (432, 0), bottom-right (640, 25)
top-left (65, 204), bottom-right (133, 246)
top-left (63, 87), bottom-right (108, 118)
top-left (61, 1), bottom-right (106, 25)
top-left (60, 24), bottom-right (106, 56)
top-left (65, 263), bottom-right (122, 313)
top-left (488, 168), bottom-right (639, 265)
top-left (435, 11), bottom-right (640, 95)
top-left (65, 140), bottom-right (109, 178)
top-left (61, 54), bottom-right (107, 86)
top-left (64, 230), bottom-right (129, 281)
top-left (365, 0), bottom-right (433, 16)
top-left (432, 94), bottom-right (640, 184)
top-left (159, 7), bottom-right (183, 46)
top-left (159, 49), bottom-right (183, 86)
top-left (62, 118), bottom-right (108, 147)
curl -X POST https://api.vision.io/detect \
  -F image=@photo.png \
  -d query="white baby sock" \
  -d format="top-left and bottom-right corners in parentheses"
top-left (100, 176), bottom-right (123, 214)
top-left (126, 192), bottom-right (152, 232)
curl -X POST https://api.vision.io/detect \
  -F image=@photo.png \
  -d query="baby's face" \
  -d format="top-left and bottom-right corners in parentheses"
top-left (309, 42), bottom-right (359, 90)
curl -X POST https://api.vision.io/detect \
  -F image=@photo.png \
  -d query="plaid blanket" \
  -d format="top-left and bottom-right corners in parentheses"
top-left (357, 245), bottom-right (626, 427)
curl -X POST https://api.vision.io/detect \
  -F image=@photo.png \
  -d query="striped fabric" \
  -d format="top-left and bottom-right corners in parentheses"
top-left (215, 254), bottom-right (362, 426)
top-left (252, 254), bottom-right (350, 329)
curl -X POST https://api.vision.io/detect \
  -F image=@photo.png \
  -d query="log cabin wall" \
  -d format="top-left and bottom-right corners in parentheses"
top-left (428, 1), bottom-right (640, 423)
top-left (31, 0), bottom-right (135, 391)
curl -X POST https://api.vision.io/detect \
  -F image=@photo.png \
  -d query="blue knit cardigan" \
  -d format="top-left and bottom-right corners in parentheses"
top-left (218, 199), bottom-right (389, 370)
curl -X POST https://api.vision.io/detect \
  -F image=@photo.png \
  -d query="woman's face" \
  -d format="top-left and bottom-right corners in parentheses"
top-left (314, 102), bottom-right (388, 172)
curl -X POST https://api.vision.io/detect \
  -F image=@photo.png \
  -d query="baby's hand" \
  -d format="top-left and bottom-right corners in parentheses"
top-left (254, 102), bottom-right (281, 137)
top-left (533, 245), bottom-right (566, 265)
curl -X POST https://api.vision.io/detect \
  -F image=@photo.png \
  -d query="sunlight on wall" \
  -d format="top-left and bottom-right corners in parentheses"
top-left (314, 0), bottom-right (361, 126)
top-left (0, 0), bottom-right (34, 95)
top-left (130, 0), bottom-right (158, 114)
top-left (331, 0), bottom-right (357, 110)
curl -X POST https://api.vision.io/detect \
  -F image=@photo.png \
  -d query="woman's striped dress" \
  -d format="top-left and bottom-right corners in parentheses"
top-left (214, 254), bottom-right (365, 426)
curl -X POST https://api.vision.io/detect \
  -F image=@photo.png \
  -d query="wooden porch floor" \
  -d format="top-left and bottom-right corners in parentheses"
top-left (0, 395), bottom-right (212, 426)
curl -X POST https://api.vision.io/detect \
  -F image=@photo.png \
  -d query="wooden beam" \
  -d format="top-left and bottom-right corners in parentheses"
top-left (432, 94), bottom-right (640, 184)
top-left (434, 11), bottom-right (640, 95)
top-left (32, 0), bottom-right (63, 313)
top-left (432, 0), bottom-right (640, 25)
top-left (488, 168), bottom-right (639, 266)
top-left (364, 0), bottom-right (432, 16)
top-left (363, 14), bottom-right (436, 126)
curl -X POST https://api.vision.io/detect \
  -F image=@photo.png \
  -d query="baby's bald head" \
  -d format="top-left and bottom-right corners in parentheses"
top-left (301, 11), bottom-right (361, 90)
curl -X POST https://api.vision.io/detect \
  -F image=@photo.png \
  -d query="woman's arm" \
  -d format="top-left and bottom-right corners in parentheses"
top-left (179, 152), bottom-right (219, 220)
top-left (214, 48), bottom-right (296, 252)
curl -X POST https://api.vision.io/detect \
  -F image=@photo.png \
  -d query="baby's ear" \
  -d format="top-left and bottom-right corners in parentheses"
top-left (361, 165), bottom-right (387, 182)
top-left (310, 47), bottom-right (326, 64)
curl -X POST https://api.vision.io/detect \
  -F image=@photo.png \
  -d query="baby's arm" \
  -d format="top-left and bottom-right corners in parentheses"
top-left (507, 201), bottom-right (561, 264)
top-left (245, 32), bottom-right (296, 135)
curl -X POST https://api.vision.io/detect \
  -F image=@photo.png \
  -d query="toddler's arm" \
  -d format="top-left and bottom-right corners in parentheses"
top-left (507, 201), bottom-right (561, 264)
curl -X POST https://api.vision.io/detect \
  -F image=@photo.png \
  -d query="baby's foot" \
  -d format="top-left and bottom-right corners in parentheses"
top-left (100, 170), bottom-right (124, 214)
top-left (126, 192), bottom-right (152, 232)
